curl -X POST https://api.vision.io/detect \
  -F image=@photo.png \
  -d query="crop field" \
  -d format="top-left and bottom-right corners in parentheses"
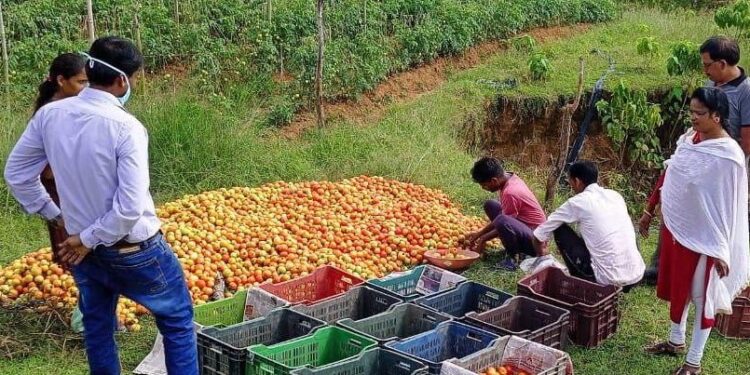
top-left (1, 1), bottom-right (749, 374)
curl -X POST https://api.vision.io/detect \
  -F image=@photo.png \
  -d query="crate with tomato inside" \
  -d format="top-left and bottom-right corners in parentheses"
top-left (440, 335), bottom-right (573, 375)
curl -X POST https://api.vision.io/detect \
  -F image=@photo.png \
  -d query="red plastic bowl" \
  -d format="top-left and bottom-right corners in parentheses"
top-left (423, 250), bottom-right (480, 271)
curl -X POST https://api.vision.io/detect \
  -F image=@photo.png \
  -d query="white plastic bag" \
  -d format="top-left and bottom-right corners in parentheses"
top-left (519, 254), bottom-right (568, 275)
top-left (415, 265), bottom-right (467, 295)
top-left (133, 332), bottom-right (168, 375)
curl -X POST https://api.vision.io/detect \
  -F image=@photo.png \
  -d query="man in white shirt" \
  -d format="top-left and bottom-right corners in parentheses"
top-left (4, 37), bottom-right (197, 374)
top-left (532, 161), bottom-right (645, 291)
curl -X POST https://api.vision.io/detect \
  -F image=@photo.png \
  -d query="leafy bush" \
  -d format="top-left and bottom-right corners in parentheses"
top-left (266, 97), bottom-right (298, 127)
top-left (596, 80), bottom-right (664, 168)
top-left (666, 41), bottom-right (702, 76)
top-left (636, 36), bottom-right (660, 67)
top-left (637, 37), bottom-right (659, 58)
top-left (528, 53), bottom-right (552, 81)
top-left (511, 35), bottom-right (537, 52)
top-left (715, 0), bottom-right (750, 39)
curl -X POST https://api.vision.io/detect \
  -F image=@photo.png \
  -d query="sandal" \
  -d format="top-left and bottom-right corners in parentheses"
top-left (643, 341), bottom-right (686, 356)
top-left (672, 362), bottom-right (702, 375)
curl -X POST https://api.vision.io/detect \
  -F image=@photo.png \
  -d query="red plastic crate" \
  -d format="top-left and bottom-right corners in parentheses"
top-left (716, 287), bottom-right (750, 339)
top-left (259, 265), bottom-right (364, 305)
top-left (517, 267), bottom-right (621, 348)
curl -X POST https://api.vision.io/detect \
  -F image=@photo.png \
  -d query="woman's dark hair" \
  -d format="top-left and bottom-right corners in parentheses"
top-left (34, 53), bottom-right (86, 113)
top-left (691, 87), bottom-right (731, 134)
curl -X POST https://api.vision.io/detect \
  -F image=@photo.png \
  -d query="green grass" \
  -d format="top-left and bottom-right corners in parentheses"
top-left (2, 7), bottom-right (750, 375)
top-left (467, 10), bottom-right (721, 100)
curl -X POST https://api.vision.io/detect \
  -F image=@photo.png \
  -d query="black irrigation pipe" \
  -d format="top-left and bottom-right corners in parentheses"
top-left (561, 49), bottom-right (616, 181)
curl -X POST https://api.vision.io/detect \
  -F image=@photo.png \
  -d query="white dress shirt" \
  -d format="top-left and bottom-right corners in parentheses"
top-left (533, 183), bottom-right (645, 286)
top-left (4, 88), bottom-right (161, 249)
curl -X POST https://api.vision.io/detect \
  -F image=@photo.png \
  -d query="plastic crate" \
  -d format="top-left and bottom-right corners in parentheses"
top-left (464, 296), bottom-right (570, 349)
top-left (291, 286), bottom-right (402, 324)
top-left (197, 308), bottom-right (326, 375)
top-left (194, 289), bottom-right (249, 329)
top-left (194, 288), bottom-right (290, 329)
top-left (337, 302), bottom-right (453, 345)
top-left (289, 348), bottom-right (429, 375)
top-left (246, 326), bottom-right (377, 375)
top-left (259, 265), bottom-right (364, 305)
top-left (385, 321), bottom-right (499, 374)
top-left (517, 267), bottom-right (621, 348)
top-left (440, 336), bottom-right (572, 375)
top-left (414, 282), bottom-right (513, 319)
top-left (716, 286), bottom-right (750, 339)
top-left (367, 265), bottom-right (466, 301)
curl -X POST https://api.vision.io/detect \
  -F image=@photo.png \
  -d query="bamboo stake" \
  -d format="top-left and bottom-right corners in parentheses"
top-left (0, 0), bottom-right (8, 86)
top-left (174, 0), bottom-right (180, 25)
top-left (544, 57), bottom-right (585, 209)
top-left (315, 0), bottom-right (325, 128)
top-left (86, 0), bottom-right (95, 42)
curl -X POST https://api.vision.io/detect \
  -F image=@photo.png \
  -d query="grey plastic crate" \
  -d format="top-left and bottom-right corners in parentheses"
top-left (337, 302), bottom-right (452, 345)
top-left (198, 308), bottom-right (326, 375)
top-left (465, 296), bottom-right (570, 349)
top-left (291, 286), bottom-right (402, 323)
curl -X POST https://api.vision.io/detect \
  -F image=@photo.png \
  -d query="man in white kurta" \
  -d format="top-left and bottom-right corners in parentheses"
top-left (532, 161), bottom-right (645, 290)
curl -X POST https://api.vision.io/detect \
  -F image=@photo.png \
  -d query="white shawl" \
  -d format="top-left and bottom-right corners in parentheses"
top-left (662, 131), bottom-right (750, 316)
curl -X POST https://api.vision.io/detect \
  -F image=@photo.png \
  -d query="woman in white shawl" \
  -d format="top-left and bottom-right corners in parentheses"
top-left (644, 87), bottom-right (750, 375)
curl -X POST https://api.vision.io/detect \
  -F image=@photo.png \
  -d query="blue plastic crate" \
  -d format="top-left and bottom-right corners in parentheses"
top-left (385, 321), bottom-right (499, 374)
top-left (414, 282), bottom-right (513, 319)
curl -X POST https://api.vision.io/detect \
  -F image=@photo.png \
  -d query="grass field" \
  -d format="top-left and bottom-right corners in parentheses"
top-left (1, 7), bottom-right (749, 375)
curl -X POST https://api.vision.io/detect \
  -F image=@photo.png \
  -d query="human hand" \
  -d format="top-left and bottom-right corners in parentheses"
top-left (48, 214), bottom-right (65, 229)
top-left (59, 235), bottom-right (91, 265)
top-left (463, 231), bottom-right (482, 246)
top-left (472, 238), bottom-right (488, 254)
top-left (531, 236), bottom-right (549, 257)
top-left (638, 213), bottom-right (652, 237)
top-left (715, 258), bottom-right (729, 278)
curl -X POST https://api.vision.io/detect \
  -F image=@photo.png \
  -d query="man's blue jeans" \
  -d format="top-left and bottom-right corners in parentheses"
top-left (71, 233), bottom-right (197, 375)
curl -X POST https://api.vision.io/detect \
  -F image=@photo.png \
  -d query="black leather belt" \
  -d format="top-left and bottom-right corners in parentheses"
top-left (102, 230), bottom-right (162, 252)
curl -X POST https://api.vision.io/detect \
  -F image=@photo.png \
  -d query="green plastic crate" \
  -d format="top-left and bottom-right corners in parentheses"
top-left (289, 348), bottom-right (428, 375)
top-left (246, 326), bottom-right (377, 375)
top-left (366, 266), bottom-right (428, 300)
top-left (367, 265), bottom-right (466, 301)
top-left (194, 289), bottom-right (249, 328)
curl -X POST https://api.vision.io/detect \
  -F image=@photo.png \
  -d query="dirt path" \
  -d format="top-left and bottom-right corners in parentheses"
top-left (282, 24), bottom-right (590, 138)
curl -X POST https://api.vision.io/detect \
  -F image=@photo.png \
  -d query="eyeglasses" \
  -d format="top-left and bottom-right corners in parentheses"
top-left (703, 60), bottom-right (721, 69)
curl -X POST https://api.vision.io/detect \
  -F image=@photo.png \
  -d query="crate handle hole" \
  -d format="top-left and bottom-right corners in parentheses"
top-left (535, 309), bottom-right (551, 316)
